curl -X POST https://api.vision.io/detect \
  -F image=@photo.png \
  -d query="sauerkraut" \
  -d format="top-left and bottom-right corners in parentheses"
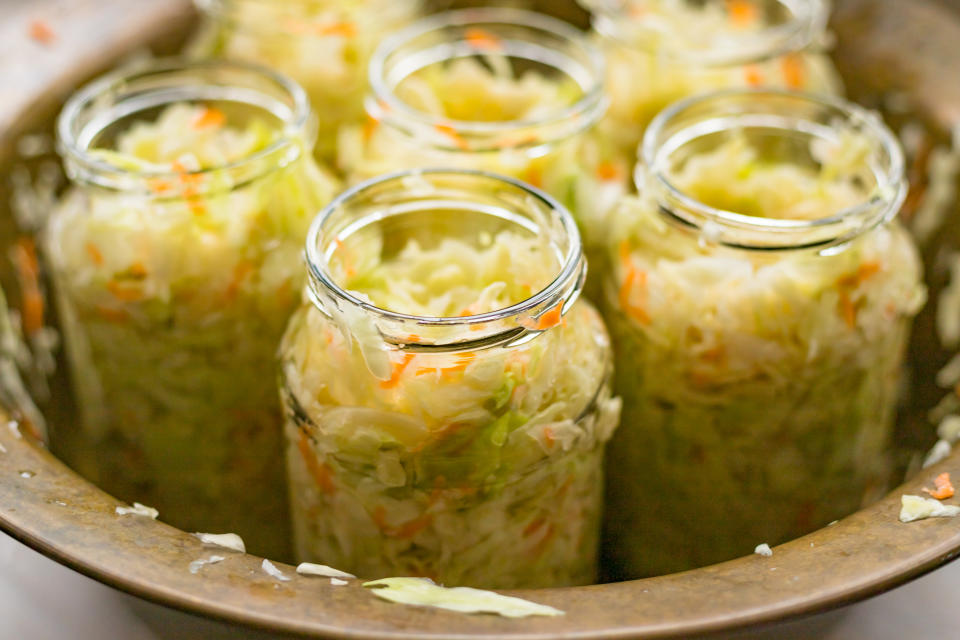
top-left (280, 207), bottom-right (619, 588)
top-left (48, 101), bottom-right (338, 559)
top-left (192, 0), bottom-right (422, 163)
top-left (581, 0), bottom-right (842, 158)
top-left (602, 132), bottom-right (925, 577)
top-left (339, 12), bottom-right (621, 261)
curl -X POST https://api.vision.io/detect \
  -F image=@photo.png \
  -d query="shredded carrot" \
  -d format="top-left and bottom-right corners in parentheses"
top-left (334, 238), bottom-right (356, 278)
top-left (619, 263), bottom-right (651, 326)
top-left (362, 115), bottom-right (379, 142)
top-left (781, 53), bottom-right (806, 90)
top-left (380, 353), bottom-right (415, 388)
top-left (225, 260), bottom-right (254, 302)
top-left (628, 4), bottom-right (647, 19)
top-left (534, 299), bottom-right (564, 330)
top-left (298, 432), bottom-right (336, 495)
top-left (29, 20), bottom-right (56, 44)
top-left (85, 243), bottom-right (104, 266)
top-left (193, 107), bottom-right (226, 130)
top-left (523, 517), bottom-right (546, 537)
top-left (744, 64), bottom-right (765, 87)
top-left (372, 506), bottom-right (432, 538)
top-left (838, 291), bottom-right (857, 328)
top-left (924, 472), bottom-right (955, 500)
top-left (464, 27), bottom-right (503, 51)
top-left (95, 305), bottom-right (129, 323)
top-left (317, 21), bottom-right (357, 37)
top-left (435, 123), bottom-right (470, 151)
top-left (127, 262), bottom-right (148, 279)
top-left (543, 427), bottom-right (555, 450)
top-left (106, 280), bottom-right (143, 303)
top-left (727, 0), bottom-right (758, 27)
top-left (12, 237), bottom-right (44, 336)
top-left (147, 178), bottom-right (174, 194)
top-left (525, 166), bottom-right (543, 189)
top-left (596, 161), bottom-right (622, 182)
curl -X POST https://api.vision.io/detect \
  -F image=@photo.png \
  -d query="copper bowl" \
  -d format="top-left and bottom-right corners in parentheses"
top-left (2, 0), bottom-right (960, 638)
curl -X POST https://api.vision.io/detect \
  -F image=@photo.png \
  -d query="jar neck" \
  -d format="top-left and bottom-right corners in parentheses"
top-left (637, 89), bottom-right (906, 251)
top-left (366, 8), bottom-right (607, 153)
top-left (585, 0), bottom-right (828, 67)
top-left (305, 169), bottom-right (586, 352)
top-left (57, 59), bottom-right (314, 197)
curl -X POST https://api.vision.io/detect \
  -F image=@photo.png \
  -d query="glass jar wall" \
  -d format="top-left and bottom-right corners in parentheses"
top-left (48, 60), bottom-right (338, 559)
top-left (601, 90), bottom-right (926, 578)
top-left (279, 170), bottom-right (621, 588)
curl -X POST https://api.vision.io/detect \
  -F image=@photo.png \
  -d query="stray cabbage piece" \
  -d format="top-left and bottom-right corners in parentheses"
top-left (363, 578), bottom-right (564, 618)
top-left (923, 440), bottom-right (953, 469)
top-left (48, 62), bottom-right (338, 560)
top-left (261, 559), bottom-right (291, 582)
top-left (296, 563), bottom-right (356, 579)
top-left (899, 495), bottom-right (960, 523)
top-left (115, 502), bottom-right (159, 519)
top-left (281, 171), bottom-right (618, 589)
top-left (189, 555), bottom-right (225, 574)
top-left (602, 92), bottom-right (924, 578)
top-left (194, 532), bottom-right (246, 554)
top-left (754, 543), bottom-right (773, 557)
top-left (580, 0), bottom-right (842, 160)
top-left (191, 0), bottom-right (422, 163)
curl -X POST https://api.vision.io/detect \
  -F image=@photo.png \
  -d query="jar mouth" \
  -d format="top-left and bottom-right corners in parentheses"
top-left (56, 59), bottom-right (313, 195)
top-left (305, 169), bottom-right (586, 350)
top-left (367, 8), bottom-right (608, 153)
top-left (637, 89), bottom-right (906, 251)
top-left (585, 0), bottom-right (827, 67)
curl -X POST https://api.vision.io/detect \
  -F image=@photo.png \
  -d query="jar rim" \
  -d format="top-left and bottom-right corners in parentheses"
top-left (585, 0), bottom-right (828, 67)
top-left (367, 7), bottom-right (608, 152)
top-left (305, 168), bottom-right (586, 348)
top-left (637, 88), bottom-right (907, 251)
top-left (56, 58), bottom-right (313, 193)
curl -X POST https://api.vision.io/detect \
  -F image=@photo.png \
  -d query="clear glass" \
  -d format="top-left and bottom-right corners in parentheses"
top-left (192, 0), bottom-right (423, 163)
top-left (342, 7), bottom-right (617, 243)
top-left (580, 0), bottom-right (842, 160)
top-left (48, 60), bottom-right (338, 559)
top-left (279, 170), bottom-right (620, 588)
top-left (601, 90), bottom-right (926, 578)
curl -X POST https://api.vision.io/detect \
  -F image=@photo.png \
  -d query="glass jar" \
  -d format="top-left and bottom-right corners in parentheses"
top-left (342, 8), bottom-right (619, 252)
top-left (601, 90), bottom-right (926, 578)
top-left (580, 0), bottom-right (842, 160)
top-left (279, 169), bottom-right (621, 588)
top-left (48, 60), bottom-right (338, 559)
top-left (192, 0), bottom-right (422, 164)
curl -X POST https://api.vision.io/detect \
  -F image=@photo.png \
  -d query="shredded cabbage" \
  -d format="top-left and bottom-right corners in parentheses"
top-left (602, 133), bottom-right (925, 577)
top-left (46, 103), bottom-right (338, 560)
top-left (583, 0), bottom-right (842, 158)
top-left (281, 226), bottom-right (619, 588)
top-left (363, 577), bottom-right (564, 618)
top-left (899, 494), bottom-right (960, 522)
top-left (192, 0), bottom-right (421, 163)
top-left (339, 54), bottom-right (623, 261)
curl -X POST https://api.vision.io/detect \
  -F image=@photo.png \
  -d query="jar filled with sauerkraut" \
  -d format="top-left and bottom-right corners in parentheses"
top-left (192, 0), bottom-right (422, 163)
top-left (48, 60), bottom-right (338, 559)
top-left (580, 0), bottom-right (842, 160)
top-left (341, 8), bottom-right (620, 253)
top-left (279, 170), bottom-right (621, 588)
top-left (602, 90), bottom-right (926, 578)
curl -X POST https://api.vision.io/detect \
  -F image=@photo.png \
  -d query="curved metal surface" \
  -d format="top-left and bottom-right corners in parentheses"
top-left (1, 0), bottom-right (960, 638)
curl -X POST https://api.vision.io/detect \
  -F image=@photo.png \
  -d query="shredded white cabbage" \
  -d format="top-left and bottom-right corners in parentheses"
top-left (363, 577), bottom-right (564, 618)
top-left (296, 563), bottom-right (356, 579)
top-left (115, 502), bottom-right (159, 519)
top-left (899, 494), bottom-right (960, 522)
top-left (261, 559), bottom-right (291, 582)
top-left (194, 532), bottom-right (246, 554)
top-left (188, 555), bottom-right (225, 574)
top-left (753, 543), bottom-right (773, 557)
